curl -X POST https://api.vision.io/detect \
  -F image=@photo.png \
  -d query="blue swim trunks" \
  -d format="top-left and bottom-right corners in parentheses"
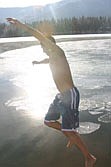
top-left (44, 87), bottom-right (80, 131)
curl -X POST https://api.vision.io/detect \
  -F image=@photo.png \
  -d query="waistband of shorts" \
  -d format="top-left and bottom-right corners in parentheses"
top-left (60, 87), bottom-right (77, 95)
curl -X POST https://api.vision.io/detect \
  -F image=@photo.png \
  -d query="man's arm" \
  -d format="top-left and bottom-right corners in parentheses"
top-left (32, 59), bottom-right (49, 65)
top-left (6, 18), bottom-right (64, 57)
top-left (6, 18), bottom-right (45, 42)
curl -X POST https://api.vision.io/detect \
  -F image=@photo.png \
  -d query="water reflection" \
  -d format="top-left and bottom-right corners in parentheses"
top-left (3, 45), bottom-right (56, 119)
top-left (6, 65), bottom-right (56, 119)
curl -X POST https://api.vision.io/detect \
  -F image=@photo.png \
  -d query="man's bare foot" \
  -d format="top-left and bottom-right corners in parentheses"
top-left (85, 154), bottom-right (96, 167)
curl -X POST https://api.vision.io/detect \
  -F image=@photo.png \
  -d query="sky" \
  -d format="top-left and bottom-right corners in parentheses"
top-left (0, 0), bottom-right (62, 8)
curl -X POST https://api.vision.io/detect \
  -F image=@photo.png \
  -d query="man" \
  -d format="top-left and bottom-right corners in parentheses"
top-left (6, 18), bottom-right (96, 167)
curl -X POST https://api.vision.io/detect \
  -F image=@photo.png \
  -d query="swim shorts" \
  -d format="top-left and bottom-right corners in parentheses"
top-left (44, 87), bottom-right (80, 131)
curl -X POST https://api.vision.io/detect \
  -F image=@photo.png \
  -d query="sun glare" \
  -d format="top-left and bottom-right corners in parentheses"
top-left (22, 64), bottom-right (54, 119)
top-left (5, 45), bottom-right (56, 120)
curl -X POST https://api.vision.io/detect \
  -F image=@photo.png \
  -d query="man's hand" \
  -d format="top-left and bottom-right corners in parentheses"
top-left (32, 59), bottom-right (49, 65)
top-left (6, 18), bottom-right (19, 25)
top-left (32, 61), bottom-right (40, 65)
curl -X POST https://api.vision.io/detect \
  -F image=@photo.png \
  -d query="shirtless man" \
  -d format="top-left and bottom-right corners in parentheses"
top-left (6, 18), bottom-right (96, 167)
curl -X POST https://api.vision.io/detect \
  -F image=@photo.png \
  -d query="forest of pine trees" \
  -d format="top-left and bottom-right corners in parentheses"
top-left (0, 16), bottom-right (111, 38)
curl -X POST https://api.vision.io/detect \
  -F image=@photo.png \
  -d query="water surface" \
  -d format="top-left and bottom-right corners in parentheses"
top-left (0, 35), bottom-right (111, 167)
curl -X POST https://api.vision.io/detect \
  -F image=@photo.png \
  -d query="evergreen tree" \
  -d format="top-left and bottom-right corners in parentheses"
top-left (0, 16), bottom-right (111, 38)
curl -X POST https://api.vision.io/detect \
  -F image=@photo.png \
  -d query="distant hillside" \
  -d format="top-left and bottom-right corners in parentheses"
top-left (0, 0), bottom-right (111, 22)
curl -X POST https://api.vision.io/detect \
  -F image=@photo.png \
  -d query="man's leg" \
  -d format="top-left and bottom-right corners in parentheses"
top-left (44, 121), bottom-right (96, 167)
top-left (44, 120), bottom-right (61, 131)
top-left (63, 130), bottom-right (96, 167)
top-left (44, 120), bottom-right (73, 141)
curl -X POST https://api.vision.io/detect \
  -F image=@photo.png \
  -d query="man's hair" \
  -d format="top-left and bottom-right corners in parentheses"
top-left (47, 36), bottom-right (56, 43)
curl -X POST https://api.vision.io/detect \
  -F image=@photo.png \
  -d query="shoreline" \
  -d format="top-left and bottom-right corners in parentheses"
top-left (1, 34), bottom-right (111, 54)
top-left (0, 41), bottom-right (39, 54)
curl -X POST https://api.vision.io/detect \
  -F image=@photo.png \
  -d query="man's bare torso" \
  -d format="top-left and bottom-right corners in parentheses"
top-left (49, 46), bottom-right (74, 93)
